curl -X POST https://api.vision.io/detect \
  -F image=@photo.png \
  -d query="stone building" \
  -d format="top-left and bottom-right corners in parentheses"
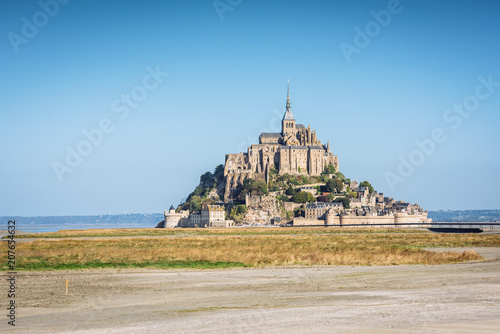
top-left (224, 84), bottom-right (339, 202)
top-left (305, 202), bottom-right (344, 219)
top-left (295, 198), bottom-right (432, 227)
top-left (163, 204), bottom-right (234, 228)
top-left (164, 205), bottom-right (189, 228)
top-left (202, 205), bottom-right (231, 227)
top-left (189, 211), bottom-right (201, 227)
top-left (299, 186), bottom-right (318, 196)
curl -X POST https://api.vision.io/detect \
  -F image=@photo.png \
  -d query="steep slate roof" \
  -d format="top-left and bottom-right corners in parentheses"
top-left (307, 202), bottom-right (343, 209)
top-left (296, 124), bottom-right (305, 129)
top-left (282, 108), bottom-right (295, 121)
top-left (260, 132), bottom-right (282, 137)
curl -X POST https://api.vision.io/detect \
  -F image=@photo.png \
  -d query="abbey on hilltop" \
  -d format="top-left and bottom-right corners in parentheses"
top-left (162, 83), bottom-right (431, 228)
top-left (224, 84), bottom-right (339, 202)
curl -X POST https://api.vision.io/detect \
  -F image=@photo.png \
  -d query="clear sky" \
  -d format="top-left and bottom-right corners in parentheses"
top-left (1, 0), bottom-right (499, 216)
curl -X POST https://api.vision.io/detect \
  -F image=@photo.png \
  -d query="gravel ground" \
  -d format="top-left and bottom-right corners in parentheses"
top-left (2, 247), bottom-right (499, 333)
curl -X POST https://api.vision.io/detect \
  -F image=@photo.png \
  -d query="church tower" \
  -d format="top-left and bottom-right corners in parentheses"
top-left (281, 82), bottom-right (296, 136)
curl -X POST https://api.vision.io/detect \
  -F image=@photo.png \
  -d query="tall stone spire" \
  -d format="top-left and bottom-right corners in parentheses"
top-left (282, 80), bottom-right (295, 121)
top-left (286, 80), bottom-right (291, 110)
top-left (327, 140), bottom-right (330, 152)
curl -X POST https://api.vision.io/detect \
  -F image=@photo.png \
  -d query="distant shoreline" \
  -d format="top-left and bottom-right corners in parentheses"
top-left (1, 210), bottom-right (499, 234)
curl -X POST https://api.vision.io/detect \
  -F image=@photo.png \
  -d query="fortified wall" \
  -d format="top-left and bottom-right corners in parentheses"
top-left (294, 211), bottom-right (431, 227)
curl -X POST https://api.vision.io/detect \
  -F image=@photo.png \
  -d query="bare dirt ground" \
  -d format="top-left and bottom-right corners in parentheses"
top-left (2, 247), bottom-right (500, 334)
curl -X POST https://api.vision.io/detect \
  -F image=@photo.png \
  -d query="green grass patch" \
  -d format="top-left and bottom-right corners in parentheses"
top-left (8, 258), bottom-right (248, 271)
top-left (2, 232), bottom-right (497, 270)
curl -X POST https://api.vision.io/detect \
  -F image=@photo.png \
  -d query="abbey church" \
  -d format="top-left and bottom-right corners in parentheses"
top-left (224, 85), bottom-right (339, 202)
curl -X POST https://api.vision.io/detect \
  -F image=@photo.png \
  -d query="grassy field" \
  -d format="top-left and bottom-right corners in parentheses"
top-left (11, 227), bottom-right (426, 239)
top-left (2, 229), bottom-right (500, 270)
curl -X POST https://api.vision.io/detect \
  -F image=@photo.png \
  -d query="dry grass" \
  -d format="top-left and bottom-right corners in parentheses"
top-left (3, 232), bottom-right (498, 270)
top-left (13, 227), bottom-right (426, 239)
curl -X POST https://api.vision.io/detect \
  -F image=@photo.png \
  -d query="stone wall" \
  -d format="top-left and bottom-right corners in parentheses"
top-left (394, 213), bottom-right (431, 226)
top-left (209, 220), bottom-right (235, 228)
top-left (296, 214), bottom-right (432, 228)
top-left (283, 201), bottom-right (302, 212)
top-left (245, 194), bottom-right (276, 207)
top-left (339, 215), bottom-right (395, 226)
top-left (293, 218), bottom-right (324, 226)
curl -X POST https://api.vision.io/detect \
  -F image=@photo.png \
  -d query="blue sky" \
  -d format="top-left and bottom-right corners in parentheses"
top-left (1, 0), bottom-right (499, 216)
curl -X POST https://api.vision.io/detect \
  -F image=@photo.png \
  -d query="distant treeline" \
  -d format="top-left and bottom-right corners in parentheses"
top-left (428, 210), bottom-right (500, 222)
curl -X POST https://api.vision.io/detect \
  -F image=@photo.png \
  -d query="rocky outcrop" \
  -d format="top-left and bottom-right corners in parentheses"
top-left (244, 196), bottom-right (281, 224)
top-left (155, 220), bottom-right (165, 228)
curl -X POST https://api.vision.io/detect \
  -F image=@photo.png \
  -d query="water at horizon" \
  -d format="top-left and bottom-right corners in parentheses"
top-left (1, 214), bottom-right (163, 234)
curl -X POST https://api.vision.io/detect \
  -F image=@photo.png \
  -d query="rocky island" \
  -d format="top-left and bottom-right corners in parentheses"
top-left (161, 85), bottom-right (431, 228)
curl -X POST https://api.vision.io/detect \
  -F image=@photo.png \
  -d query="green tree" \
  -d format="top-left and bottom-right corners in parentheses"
top-left (200, 171), bottom-right (212, 184)
top-left (334, 197), bottom-right (350, 209)
top-left (189, 195), bottom-right (202, 211)
top-left (277, 195), bottom-right (289, 202)
top-left (323, 164), bottom-right (336, 174)
top-left (286, 185), bottom-right (296, 196)
top-left (317, 195), bottom-right (330, 203)
top-left (335, 172), bottom-right (345, 181)
top-left (325, 179), bottom-right (335, 193)
top-left (191, 185), bottom-right (204, 197)
top-left (360, 180), bottom-right (374, 193)
top-left (269, 185), bottom-right (280, 192)
top-left (326, 179), bottom-right (343, 193)
top-left (289, 177), bottom-right (300, 186)
top-left (228, 204), bottom-right (247, 223)
top-left (320, 174), bottom-right (330, 183)
top-left (201, 197), bottom-right (216, 208)
top-left (242, 178), bottom-right (268, 196)
top-left (291, 191), bottom-right (316, 203)
top-left (213, 164), bottom-right (224, 183)
top-left (242, 178), bottom-right (254, 193)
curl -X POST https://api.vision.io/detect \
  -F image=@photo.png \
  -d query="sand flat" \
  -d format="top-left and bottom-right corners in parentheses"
top-left (2, 247), bottom-right (499, 333)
